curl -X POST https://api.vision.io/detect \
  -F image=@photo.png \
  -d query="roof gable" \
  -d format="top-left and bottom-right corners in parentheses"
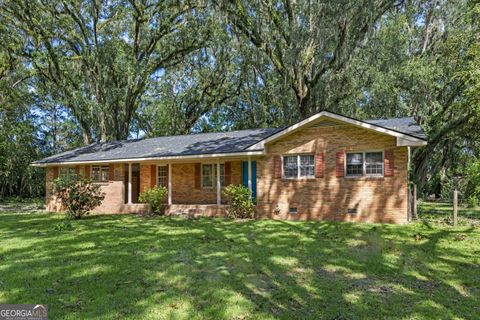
top-left (247, 111), bottom-right (427, 150)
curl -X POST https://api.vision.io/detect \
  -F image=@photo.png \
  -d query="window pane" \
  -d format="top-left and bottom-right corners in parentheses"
top-left (92, 167), bottom-right (99, 181)
top-left (202, 164), bottom-right (213, 188)
top-left (210, 164), bottom-right (225, 187)
top-left (202, 164), bottom-right (211, 176)
top-left (283, 156), bottom-right (298, 178)
top-left (346, 153), bottom-right (363, 176)
top-left (347, 153), bottom-right (363, 165)
top-left (220, 164), bottom-right (225, 186)
top-left (101, 166), bottom-right (109, 181)
top-left (158, 166), bottom-right (168, 187)
top-left (92, 166), bottom-right (109, 182)
top-left (366, 164), bottom-right (383, 175)
top-left (299, 155), bottom-right (315, 177)
top-left (346, 164), bottom-right (363, 175)
top-left (59, 167), bottom-right (76, 180)
top-left (365, 152), bottom-right (383, 164)
top-left (366, 152), bottom-right (383, 175)
top-left (300, 155), bottom-right (314, 165)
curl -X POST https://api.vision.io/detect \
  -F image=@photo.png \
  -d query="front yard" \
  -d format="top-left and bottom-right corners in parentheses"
top-left (0, 204), bottom-right (479, 319)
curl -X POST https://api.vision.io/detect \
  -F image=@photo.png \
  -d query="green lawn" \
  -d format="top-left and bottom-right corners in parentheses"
top-left (418, 201), bottom-right (480, 225)
top-left (0, 204), bottom-right (479, 319)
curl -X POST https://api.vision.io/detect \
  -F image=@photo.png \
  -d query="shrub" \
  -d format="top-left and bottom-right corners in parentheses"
top-left (138, 186), bottom-right (168, 214)
top-left (52, 175), bottom-right (105, 219)
top-left (222, 184), bottom-right (255, 219)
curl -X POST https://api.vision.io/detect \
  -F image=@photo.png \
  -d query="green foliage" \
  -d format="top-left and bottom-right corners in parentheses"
top-left (0, 31), bottom-right (46, 200)
top-left (1, 0), bottom-right (209, 142)
top-left (52, 175), bottom-right (105, 219)
top-left (467, 196), bottom-right (479, 209)
top-left (436, 159), bottom-right (480, 207)
top-left (222, 184), bottom-right (255, 219)
top-left (439, 176), bottom-right (462, 202)
top-left (53, 219), bottom-right (74, 232)
top-left (0, 107), bottom-right (46, 200)
top-left (218, 0), bottom-right (397, 118)
top-left (464, 161), bottom-right (480, 207)
top-left (138, 186), bottom-right (168, 215)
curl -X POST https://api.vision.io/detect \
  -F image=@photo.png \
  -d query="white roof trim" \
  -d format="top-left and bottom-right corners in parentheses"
top-left (31, 150), bottom-right (265, 167)
top-left (247, 111), bottom-right (427, 150)
top-left (397, 137), bottom-right (427, 146)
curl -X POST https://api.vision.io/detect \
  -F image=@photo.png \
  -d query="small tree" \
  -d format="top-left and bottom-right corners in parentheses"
top-left (138, 186), bottom-right (168, 215)
top-left (222, 184), bottom-right (255, 219)
top-left (52, 175), bottom-right (105, 219)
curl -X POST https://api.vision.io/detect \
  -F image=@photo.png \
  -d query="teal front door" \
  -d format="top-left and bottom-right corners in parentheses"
top-left (242, 161), bottom-right (257, 201)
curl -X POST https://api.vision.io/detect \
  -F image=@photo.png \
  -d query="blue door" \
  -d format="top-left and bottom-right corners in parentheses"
top-left (242, 161), bottom-right (257, 201)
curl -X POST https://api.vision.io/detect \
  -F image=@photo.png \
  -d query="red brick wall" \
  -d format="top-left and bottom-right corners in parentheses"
top-left (171, 161), bottom-right (242, 204)
top-left (256, 123), bottom-right (409, 223)
top-left (140, 164), bottom-right (152, 193)
top-left (92, 164), bottom-right (126, 213)
top-left (46, 164), bottom-right (150, 214)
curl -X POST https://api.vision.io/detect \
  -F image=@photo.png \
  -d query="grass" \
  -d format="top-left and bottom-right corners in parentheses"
top-left (418, 201), bottom-right (480, 226)
top-left (0, 203), bottom-right (479, 319)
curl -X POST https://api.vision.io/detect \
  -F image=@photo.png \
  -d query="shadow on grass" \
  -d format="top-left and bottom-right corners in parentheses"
top-left (0, 213), bottom-right (479, 319)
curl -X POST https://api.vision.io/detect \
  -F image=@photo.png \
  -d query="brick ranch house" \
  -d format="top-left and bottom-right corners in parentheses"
top-left (32, 111), bottom-right (427, 223)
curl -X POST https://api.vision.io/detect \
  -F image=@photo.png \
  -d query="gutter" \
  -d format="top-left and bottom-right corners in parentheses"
top-left (31, 150), bottom-right (266, 167)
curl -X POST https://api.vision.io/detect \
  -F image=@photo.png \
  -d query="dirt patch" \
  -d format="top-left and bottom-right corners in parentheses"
top-left (0, 202), bottom-right (45, 213)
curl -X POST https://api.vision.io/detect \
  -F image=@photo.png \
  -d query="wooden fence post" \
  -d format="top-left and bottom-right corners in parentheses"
top-left (453, 189), bottom-right (458, 226)
top-left (413, 184), bottom-right (418, 220)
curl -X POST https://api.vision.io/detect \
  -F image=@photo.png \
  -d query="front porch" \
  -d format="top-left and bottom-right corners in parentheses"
top-left (45, 156), bottom-right (258, 215)
top-left (124, 157), bottom-right (256, 207)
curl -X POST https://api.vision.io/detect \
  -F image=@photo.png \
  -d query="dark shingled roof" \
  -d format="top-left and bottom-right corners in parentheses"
top-left (33, 128), bottom-right (283, 164)
top-left (366, 117), bottom-right (427, 139)
top-left (33, 115), bottom-right (426, 165)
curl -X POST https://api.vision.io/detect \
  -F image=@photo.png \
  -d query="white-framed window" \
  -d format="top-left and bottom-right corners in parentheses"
top-left (282, 154), bottom-right (315, 179)
top-left (346, 151), bottom-right (384, 177)
top-left (157, 165), bottom-right (168, 187)
top-left (346, 153), bottom-right (364, 176)
top-left (202, 163), bottom-right (225, 189)
top-left (92, 165), bottom-right (109, 182)
top-left (59, 167), bottom-right (76, 178)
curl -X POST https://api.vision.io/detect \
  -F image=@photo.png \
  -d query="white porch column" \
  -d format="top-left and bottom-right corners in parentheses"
top-left (216, 158), bottom-right (221, 206)
top-left (127, 163), bottom-right (132, 204)
top-left (247, 156), bottom-right (252, 198)
top-left (168, 162), bottom-right (172, 205)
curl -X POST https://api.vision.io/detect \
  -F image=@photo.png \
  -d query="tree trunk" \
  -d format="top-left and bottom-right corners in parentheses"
top-left (80, 125), bottom-right (91, 145)
top-left (296, 88), bottom-right (314, 119)
top-left (52, 105), bottom-right (58, 152)
top-left (99, 110), bottom-right (107, 143)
